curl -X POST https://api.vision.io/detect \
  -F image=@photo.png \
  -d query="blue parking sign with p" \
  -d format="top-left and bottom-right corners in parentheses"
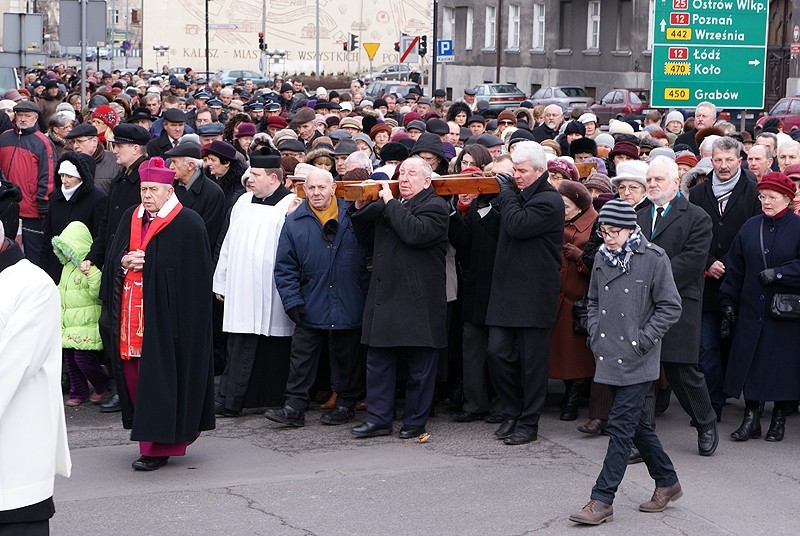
top-left (437, 39), bottom-right (453, 56)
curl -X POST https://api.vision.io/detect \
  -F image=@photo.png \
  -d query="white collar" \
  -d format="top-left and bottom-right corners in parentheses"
top-left (136, 192), bottom-right (179, 218)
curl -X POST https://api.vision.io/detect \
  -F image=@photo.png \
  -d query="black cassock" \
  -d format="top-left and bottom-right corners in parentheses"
top-left (103, 205), bottom-right (216, 443)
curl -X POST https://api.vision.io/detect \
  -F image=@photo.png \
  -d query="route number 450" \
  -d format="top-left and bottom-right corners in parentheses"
top-left (664, 88), bottom-right (690, 100)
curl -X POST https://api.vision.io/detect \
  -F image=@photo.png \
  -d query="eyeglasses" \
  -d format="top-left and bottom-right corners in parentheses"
top-left (498, 121), bottom-right (515, 126)
top-left (758, 194), bottom-right (787, 202)
top-left (596, 228), bottom-right (624, 238)
top-left (617, 184), bottom-right (643, 192)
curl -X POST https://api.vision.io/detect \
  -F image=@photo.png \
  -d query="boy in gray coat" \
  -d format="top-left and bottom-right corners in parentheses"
top-left (570, 199), bottom-right (683, 525)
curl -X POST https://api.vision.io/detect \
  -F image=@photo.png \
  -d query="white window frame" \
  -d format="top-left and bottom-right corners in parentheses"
top-left (442, 7), bottom-right (456, 41)
top-left (110, 8), bottom-right (120, 25)
top-left (466, 8), bottom-right (474, 50)
top-left (532, 3), bottom-right (546, 49)
top-left (647, 0), bottom-right (655, 50)
top-left (586, 1), bottom-right (601, 50)
top-left (507, 4), bottom-right (520, 49)
top-left (485, 6), bottom-right (496, 49)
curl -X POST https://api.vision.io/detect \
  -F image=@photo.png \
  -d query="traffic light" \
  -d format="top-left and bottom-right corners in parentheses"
top-left (350, 33), bottom-right (358, 51)
top-left (258, 32), bottom-right (265, 51)
top-left (343, 41), bottom-right (348, 51)
top-left (419, 35), bottom-right (427, 56)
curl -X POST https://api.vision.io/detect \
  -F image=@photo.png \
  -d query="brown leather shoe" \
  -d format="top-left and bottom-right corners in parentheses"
top-left (639, 482), bottom-right (683, 512)
top-left (569, 499), bottom-right (613, 525)
top-left (320, 392), bottom-right (337, 410)
top-left (577, 418), bottom-right (607, 435)
top-left (356, 399), bottom-right (367, 411)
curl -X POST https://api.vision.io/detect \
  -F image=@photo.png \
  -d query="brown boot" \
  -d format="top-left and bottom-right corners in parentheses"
top-left (639, 482), bottom-right (683, 512)
top-left (569, 499), bottom-right (613, 525)
top-left (320, 392), bottom-right (337, 410)
top-left (577, 418), bottom-right (607, 435)
top-left (356, 398), bottom-right (367, 411)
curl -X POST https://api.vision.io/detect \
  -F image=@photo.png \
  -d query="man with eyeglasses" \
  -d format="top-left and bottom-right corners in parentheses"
top-left (65, 123), bottom-right (122, 194)
top-left (533, 104), bottom-right (564, 143)
top-left (688, 136), bottom-right (761, 424)
top-left (638, 156), bottom-right (718, 458)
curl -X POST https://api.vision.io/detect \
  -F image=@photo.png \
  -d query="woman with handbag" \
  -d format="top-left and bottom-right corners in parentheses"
top-left (549, 181), bottom-right (598, 421)
top-left (720, 172), bottom-right (800, 442)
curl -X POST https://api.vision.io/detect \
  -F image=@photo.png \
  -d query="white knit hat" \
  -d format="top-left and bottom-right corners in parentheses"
top-left (665, 111), bottom-right (684, 126)
top-left (58, 160), bottom-right (81, 179)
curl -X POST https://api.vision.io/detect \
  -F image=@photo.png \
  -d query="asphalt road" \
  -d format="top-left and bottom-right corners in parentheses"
top-left (52, 387), bottom-right (799, 535)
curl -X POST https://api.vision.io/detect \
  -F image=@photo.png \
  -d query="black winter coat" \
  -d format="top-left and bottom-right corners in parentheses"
top-left (40, 152), bottom-right (107, 282)
top-left (0, 179), bottom-right (21, 239)
top-left (174, 171), bottom-right (226, 248)
top-left (146, 130), bottom-right (177, 160)
top-left (638, 193), bottom-right (712, 363)
top-left (105, 205), bottom-right (216, 441)
top-left (448, 195), bottom-right (500, 325)
top-left (351, 186), bottom-right (450, 348)
top-left (689, 175), bottom-right (761, 311)
top-left (486, 173), bottom-right (564, 328)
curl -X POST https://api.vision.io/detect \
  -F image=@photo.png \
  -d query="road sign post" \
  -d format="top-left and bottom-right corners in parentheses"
top-left (650, 0), bottom-right (768, 109)
top-left (363, 42), bottom-right (379, 76)
top-left (400, 35), bottom-right (419, 65)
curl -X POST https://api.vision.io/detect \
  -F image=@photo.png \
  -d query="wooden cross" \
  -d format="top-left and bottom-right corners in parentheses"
top-left (295, 174), bottom-right (501, 202)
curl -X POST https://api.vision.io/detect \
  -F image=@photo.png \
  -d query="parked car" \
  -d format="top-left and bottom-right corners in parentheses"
top-left (364, 80), bottom-right (421, 100)
top-left (590, 88), bottom-right (649, 124)
top-left (471, 83), bottom-right (526, 110)
top-left (754, 98), bottom-right (800, 135)
top-left (530, 86), bottom-right (595, 111)
top-left (0, 68), bottom-right (20, 93)
top-left (216, 70), bottom-right (270, 87)
top-left (363, 64), bottom-right (411, 83)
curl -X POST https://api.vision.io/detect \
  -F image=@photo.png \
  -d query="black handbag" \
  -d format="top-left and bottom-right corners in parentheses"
top-left (760, 221), bottom-right (800, 320)
top-left (572, 298), bottom-right (589, 335)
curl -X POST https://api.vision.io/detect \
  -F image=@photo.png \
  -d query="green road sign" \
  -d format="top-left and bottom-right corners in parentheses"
top-left (650, 0), bottom-right (769, 109)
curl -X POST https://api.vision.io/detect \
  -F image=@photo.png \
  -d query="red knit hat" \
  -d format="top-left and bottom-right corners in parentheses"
top-left (758, 172), bottom-right (796, 199)
top-left (91, 104), bottom-right (119, 129)
top-left (547, 158), bottom-right (580, 182)
top-left (139, 157), bottom-right (176, 185)
top-left (675, 152), bottom-right (698, 168)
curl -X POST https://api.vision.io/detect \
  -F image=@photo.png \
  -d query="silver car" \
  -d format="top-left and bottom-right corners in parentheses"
top-left (363, 64), bottom-right (412, 83)
top-left (472, 83), bottom-right (526, 110)
top-left (530, 86), bottom-right (595, 111)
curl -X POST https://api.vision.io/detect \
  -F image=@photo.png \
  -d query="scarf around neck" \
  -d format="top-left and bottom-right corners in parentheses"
top-left (711, 169), bottom-right (740, 204)
top-left (598, 225), bottom-right (643, 273)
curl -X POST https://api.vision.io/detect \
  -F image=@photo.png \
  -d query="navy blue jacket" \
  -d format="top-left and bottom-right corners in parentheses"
top-left (274, 199), bottom-right (369, 330)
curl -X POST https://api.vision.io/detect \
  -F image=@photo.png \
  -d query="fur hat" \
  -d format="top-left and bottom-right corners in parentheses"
top-left (547, 158), bottom-right (579, 182)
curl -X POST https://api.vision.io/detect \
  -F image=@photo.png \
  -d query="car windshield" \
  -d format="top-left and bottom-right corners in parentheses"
top-left (241, 71), bottom-right (261, 78)
top-left (770, 99), bottom-right (789, 115)
top-left (631, 90), bottom-right (648, 103)
top-left (0, 69), bottom-right (17, 93)
top-left (556, 87), bottom-right (588, 98)
top-left (491, 84), bottom-right (521, 94)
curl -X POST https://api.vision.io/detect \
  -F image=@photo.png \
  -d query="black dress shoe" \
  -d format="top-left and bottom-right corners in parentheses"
top-left (132, 456), bottom-right (169, 471)
top-left (628, 447), bottom-right (644, 464)
top-left (320, 405), bottom-right (356, 425)
top-left (503, 432), bottom-right (537, 445)
top-left (100, 394), bottom-right (121, 413)
top-left (765, 406), bottom-right (787, 442)
top-left (494, 419), bottom-right (517, 439)
top-left (214, 402), bottom-right (240, 418)
top-left (451, 410), bottom-right (488, 422)
top-left (698, 423), bottom-right (719, 456)
top-left (399, 425), bottom-right (426, 439)
top-left (485, 411), bottom-right (506, 424)
top-left (264, 405), bottom-right (305, 427)
top-left (351, 422), bottom-right (392, 438)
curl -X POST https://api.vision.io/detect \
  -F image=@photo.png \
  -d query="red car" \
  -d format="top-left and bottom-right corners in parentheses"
top-left (589, 88), bottom-right (649, 125)
top-left (754, 97), bottom-right (800, 135)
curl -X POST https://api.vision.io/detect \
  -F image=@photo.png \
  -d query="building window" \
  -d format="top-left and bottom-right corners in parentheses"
top-left (559, 1), bottom-right (573, 49)
top-left (616, 0), bottom-right (632, 50)
top-left (466, 8), bottom-right (474, 50)
top-left (586, 1), bottom-right (600, 50)
top-left (443, 7), bottom-right (455, 41)
top-left (647, 0), bottom-right (655, 49)
top-left (485, 5), bottom-right (496, 49)
top-left (507, 4), bottom-right (520, 49)
top-left (110, 8), bottom-right (120, 25)
top-left (532, 3), bottom-right (546, 49)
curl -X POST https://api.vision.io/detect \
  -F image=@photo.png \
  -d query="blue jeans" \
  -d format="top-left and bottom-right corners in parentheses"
top-left (591, 382), bottom-right (678, 505)
top-left (699, 311), bottom-right (725, 413)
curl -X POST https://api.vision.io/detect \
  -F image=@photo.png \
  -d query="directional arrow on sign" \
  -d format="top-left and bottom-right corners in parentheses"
top-left (748, 59), bottom-right (761, 66)
top-left (660, 19), bottom-right (666, 32)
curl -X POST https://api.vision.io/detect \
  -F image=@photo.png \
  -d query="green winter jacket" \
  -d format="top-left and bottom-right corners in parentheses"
top-left (54, 221), bottom-right (103, 350)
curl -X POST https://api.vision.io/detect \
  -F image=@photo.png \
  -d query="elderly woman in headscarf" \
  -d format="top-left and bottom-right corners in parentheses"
top-left (550, 181), bottom-right (598, 421)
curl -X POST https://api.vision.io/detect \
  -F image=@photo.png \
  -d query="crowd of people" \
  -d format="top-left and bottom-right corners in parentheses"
top-left (2, 63), bottom-right (800, 530)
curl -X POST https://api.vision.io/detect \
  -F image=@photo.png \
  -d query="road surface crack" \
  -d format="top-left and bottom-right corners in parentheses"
top-left (223, 487), bottom-right (318, 535)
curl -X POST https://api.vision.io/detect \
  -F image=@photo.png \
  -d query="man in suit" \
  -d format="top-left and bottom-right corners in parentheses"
top-left (485, 141), bottom-right (565, 445)
top-left (147, 109), bottom-right (187, 160)
top-left (349, 157), bottom-right (450, 440)
top-left (689, 137), bottom-right (761, 421)
top-left (638, 156), bottom-right (718, 456)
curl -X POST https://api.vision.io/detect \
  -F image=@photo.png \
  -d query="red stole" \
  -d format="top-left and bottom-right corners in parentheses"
top-left (119, 202), bottom-right (182, 360)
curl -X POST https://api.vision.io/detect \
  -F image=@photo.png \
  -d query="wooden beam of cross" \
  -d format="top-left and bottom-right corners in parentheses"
top-left (295, 175), bottom-right (501, 201)
top-left (575, 162), bottom-right (598, 179)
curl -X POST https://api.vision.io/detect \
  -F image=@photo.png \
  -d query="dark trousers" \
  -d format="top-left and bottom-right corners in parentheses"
top-left (699, 311), bottom-right (725, 413)
top-left (644, 362), bottom-right (716, 431)
top-left (588, 381), bottom-right (613, 420)
top-left (20, 217), bottom-right (44, 265)
top-left (217, 333), bottom-right (291, 411)
top-left (487, 326), bottom-right (550, 435)
top-left (285, 327), bottom-right (364, 412)
top-left (461, 322), bottom-right (492, 413)
top-left (591, 382), bottom-right (678, 505)
top-left (365, 346), bottom-right (439, 427)
top-left (0, 521), bottom-right (49, 536)
top-left (63, 349), bottom-right (111, 400)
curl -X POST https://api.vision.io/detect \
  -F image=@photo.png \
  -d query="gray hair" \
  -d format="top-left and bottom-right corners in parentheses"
top-left (510, 141), bottom-right (547, 171)
top-left (188, 157), bottom-right (203, 170)
top-left (143, 93), bottom-right (160, 104)
top-left (648, 155), bottom-right (680, 180)
top-left (713, 120), bottom-right (737, 135)
top-left (49, 112), bottom-right (74, 128)
top-left (696, 101), bottom-right (717, 117)
top-left (699, 135), bottom-right (721, 158)
top-left (748, 143), bottom-right (771, 160)
top-left (778, 140), bottom-right (800, 156)
top-left (306, 168), bottom-right (334, 184)
top-left (711, 136), bottom-right (743, 157)
top-left (219, 87), bottom-right (233, 97)
top-left (402, 156), bottom-right (433, 178)
top-left (756, 132), bottom-right (779, 150)
top-left (344, 151), bottom-right (373, 172)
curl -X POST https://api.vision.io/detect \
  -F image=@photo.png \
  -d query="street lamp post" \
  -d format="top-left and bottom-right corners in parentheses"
top-left (153, 44), bottom-right (170, 70)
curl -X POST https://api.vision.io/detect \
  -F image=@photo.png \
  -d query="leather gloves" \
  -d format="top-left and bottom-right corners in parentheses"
top-left (758, 268), bottom-right (778, 286)
top-left (720, 305), bottom-right (736, 340)
top-left (495, 172), bottom-right (514, 190)
top-left (287, 306), bottom-right (304, 325)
